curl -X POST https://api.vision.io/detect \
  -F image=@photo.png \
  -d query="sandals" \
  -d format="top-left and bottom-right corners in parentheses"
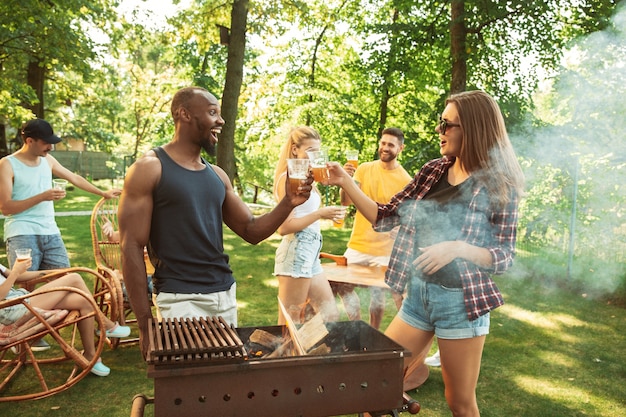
top-left (90, 358), bottom-right (110, 377)
top-left (96, 322), bottom-right (131, 338)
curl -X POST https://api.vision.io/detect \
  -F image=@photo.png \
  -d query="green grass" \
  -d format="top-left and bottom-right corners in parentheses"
top-left (1, 185), bottom-right (626, 416)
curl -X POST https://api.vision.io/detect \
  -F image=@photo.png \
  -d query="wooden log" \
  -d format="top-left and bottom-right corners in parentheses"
top-left (249, 329), bottom-right (283, 349)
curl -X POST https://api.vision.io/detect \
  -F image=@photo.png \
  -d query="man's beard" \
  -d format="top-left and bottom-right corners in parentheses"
top-left (201, 140), bottom-right (216, 157)
top-left (379, 151), bottom-right (397, 162)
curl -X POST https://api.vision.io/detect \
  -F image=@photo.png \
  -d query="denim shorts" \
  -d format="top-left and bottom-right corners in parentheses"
top-left (6, 235), bottom-right (70, 270)
top-left (399, 275), bottom-right (490, 339)
top-left (273, 228), bottom-right (323, 278)
top-left (0, 288), bottom-right (30, 325)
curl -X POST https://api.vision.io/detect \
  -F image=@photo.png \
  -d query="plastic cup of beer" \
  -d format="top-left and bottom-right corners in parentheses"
top-left (15, 248), bottom-right (32, 263)
top-left (306, 149), bottom-right (329, 183)
top-left (331, 205), bottom-right (347, 228)
top-left (286, 159), bottom-right (310, 193)
top-left (345, 149), bottom-right (359, 168)
top-left (52, 179), bottom-right (68, 191)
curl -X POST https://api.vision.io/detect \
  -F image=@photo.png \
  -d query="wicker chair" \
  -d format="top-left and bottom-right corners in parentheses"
top-left (0, 268), bottom-right (108, 401)
top-left (90, 197), bottom-right (157, 348)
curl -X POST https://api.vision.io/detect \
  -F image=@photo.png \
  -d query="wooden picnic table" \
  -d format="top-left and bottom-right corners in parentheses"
top-left (320, 252), bottom-right (391, 290)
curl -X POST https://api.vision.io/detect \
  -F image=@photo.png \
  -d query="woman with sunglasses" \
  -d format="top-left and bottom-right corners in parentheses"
top-left (327, 90), bottom-right (524, 416)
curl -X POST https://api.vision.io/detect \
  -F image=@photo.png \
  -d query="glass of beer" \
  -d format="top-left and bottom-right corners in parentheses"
top-left (306, 149), bottom-right (329, 183)
top-left (345, 149), bottom-right (359, 168)
top-left (331, 205), bottom-right (347, 228)
top-left (52, 179), bottom-right (68, 190)
top-left (15, 248), bottom-right (32, 263)
top-left (286, 159), bottom-right (310, 193)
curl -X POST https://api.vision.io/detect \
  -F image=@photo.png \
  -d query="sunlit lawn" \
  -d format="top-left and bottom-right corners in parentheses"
top-left (1, 184), bottom-right (625, 416)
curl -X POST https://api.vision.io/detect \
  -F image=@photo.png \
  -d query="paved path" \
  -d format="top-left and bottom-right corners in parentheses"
top-left (0, 211), bottom-right (92, 220)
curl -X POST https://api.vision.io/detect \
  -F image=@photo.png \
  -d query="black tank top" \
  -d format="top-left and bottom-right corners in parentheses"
top-left (149, 147), bottom-right (234, 294)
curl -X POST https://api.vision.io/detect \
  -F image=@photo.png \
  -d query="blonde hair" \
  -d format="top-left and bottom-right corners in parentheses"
top-left (447, 90), bottom-right (525, 207)
top-left (273, 126), bottom-right (321, 202)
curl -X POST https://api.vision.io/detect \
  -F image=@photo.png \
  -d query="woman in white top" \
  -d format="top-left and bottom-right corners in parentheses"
top-left (272, 126), bottom-right (343, 325)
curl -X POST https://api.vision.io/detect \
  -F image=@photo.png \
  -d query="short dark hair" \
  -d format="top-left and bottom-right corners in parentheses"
top-left (171, 86), bottom-right (209, 121)
top-left (381, 127), bottom-right (404, 144)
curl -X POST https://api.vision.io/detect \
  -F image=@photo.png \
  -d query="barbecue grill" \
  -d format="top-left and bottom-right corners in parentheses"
top-left (131, 316), bottom-right (420, 417)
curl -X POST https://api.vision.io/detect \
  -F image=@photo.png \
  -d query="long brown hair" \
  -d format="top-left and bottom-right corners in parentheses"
top-left (447, 90), bottom-right (525, 207)
top-left (273, 126), bottom-right (321, 201)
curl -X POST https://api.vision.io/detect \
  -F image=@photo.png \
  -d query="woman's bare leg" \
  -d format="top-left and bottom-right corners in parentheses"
top-left (369, 287), bottom-right (386, 329)
top-left (276, 274), bottom-right (312, 324)
top-left (438, 336), bottom-right (485, 417)
top-left (384, 315), bottom-right (434, 390)
top-left (28, 273), bottom-right (115, 360)
top-left (307, 273), bottom-right (339, 322)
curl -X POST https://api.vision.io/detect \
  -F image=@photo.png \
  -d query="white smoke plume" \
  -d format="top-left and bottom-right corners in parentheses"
top-left (512, 2), bottom-right (626, 297)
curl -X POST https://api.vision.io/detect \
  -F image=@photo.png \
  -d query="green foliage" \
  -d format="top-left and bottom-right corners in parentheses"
top-left (0, 0), bottom-right (117, 119)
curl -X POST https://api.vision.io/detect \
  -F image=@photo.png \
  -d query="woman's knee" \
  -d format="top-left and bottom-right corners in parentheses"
top-left (444, 388), bottom-right (479, 417)
top-left (60, 273), bottom-right (88, 290)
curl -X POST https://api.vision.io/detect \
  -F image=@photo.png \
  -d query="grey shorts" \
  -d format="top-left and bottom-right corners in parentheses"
top-left (156, 283), bottom-right (238, 327)
top-left (273, 228), bottom-right (323, 278)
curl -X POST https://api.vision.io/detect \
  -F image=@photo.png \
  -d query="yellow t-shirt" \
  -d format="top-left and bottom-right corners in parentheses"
top-left (347, 160), bottom-right (412, 256)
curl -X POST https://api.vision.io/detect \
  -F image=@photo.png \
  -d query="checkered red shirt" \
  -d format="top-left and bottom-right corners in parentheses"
top-left (374, 157), bottom-right (520, 321)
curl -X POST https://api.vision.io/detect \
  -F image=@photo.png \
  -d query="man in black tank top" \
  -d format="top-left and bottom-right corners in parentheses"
top-left (118, 86), bottom-right (313, 360)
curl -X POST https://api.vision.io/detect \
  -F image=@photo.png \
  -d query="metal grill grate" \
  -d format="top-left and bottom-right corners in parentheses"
top-left (147, 317), bottom-right (247, 365)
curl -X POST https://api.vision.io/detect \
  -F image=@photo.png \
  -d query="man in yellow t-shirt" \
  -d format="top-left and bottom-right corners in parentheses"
top-left (336, 127), bottom-right (412, 329)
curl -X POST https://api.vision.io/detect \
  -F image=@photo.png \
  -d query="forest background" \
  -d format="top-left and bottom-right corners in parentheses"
top-left (0, 0), bottom-right (625, 302)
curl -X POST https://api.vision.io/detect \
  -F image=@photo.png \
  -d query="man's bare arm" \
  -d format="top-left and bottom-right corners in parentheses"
top-left (119, 155), bottom-right (159, 359)
top-left (218, 166), bottom-right (313, 244)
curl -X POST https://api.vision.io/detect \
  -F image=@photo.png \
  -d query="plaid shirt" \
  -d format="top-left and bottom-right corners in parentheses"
top-left (374, 157), bottom-right (520, 321)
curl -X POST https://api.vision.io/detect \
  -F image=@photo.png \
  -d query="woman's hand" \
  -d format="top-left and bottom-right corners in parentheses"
top-left (101, 220), bottom-right (114, 239)
top-left (318, 205), bottom-right (346, 222)
top-left (324, 162), bottom-right (351, 187)
top-left (11, 258), bottom-right (32, 276)
top-left (413, 241), bottom-right (461, 275)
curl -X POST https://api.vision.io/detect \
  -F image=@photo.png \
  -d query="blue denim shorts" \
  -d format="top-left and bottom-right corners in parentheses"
top-left (0, 288), bottom-right (30, 325)
top-left (6, 235), bottom-right (70, 270)
top-left (399, 275), bottom-right (490, 339)
top-left (273, 228), bottom-right (323, 278)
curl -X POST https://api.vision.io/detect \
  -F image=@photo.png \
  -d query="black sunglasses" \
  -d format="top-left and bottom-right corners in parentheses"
top-left (438, 116), bottom-right (461, 135)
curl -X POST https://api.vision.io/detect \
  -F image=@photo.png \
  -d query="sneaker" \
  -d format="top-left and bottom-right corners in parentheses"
top-left (424, 350), bottom-right (441, 367)
top-left (31, 338), bottom-right (51, 352)
top-left (96, 322), bottom-right (131, 338)
top-left (90, 358), bottom-right (110, 377)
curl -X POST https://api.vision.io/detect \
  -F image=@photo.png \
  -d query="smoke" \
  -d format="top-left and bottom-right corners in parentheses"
top-left (511, 2), bottom-right (626, 297)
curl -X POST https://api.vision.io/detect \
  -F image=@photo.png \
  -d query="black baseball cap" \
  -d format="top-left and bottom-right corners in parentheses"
top-left (21, 119), bottom-right (62, 144)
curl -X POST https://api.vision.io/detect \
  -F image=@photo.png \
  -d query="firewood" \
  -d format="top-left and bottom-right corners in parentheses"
top-left (249, 329), bottom-right (282, 349)
top-left (298, 313), bottom-right (329, 352)
top-left (266, 336), bottom-right (293, 358)
top-left (307, 343), bottom-right (331, 356)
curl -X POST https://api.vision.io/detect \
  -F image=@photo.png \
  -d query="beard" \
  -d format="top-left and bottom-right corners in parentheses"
top-left (201, 139), bottom-right (216, 157)
top-left (378, 150), bottom-right (397, 162)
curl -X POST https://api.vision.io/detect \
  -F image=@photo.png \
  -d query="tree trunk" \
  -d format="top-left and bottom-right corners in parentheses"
top-left (450, 0), bottom-right (467, 93)
top-left (218, 0), bottom-right (248, 184)
top-left (0, 123), bottom-right (7, 157)
top-left (27, 59), bottom-right (45, 118)
top-left (376, 9), bottom-right (399, 143)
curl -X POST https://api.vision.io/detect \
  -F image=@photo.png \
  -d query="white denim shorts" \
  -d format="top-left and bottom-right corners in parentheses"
top-left (273, 228), bottom-right (323, 278)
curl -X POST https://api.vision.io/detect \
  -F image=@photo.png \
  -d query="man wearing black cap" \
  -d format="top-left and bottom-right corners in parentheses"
top-left (0, 118), bottom-right (121, 271)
